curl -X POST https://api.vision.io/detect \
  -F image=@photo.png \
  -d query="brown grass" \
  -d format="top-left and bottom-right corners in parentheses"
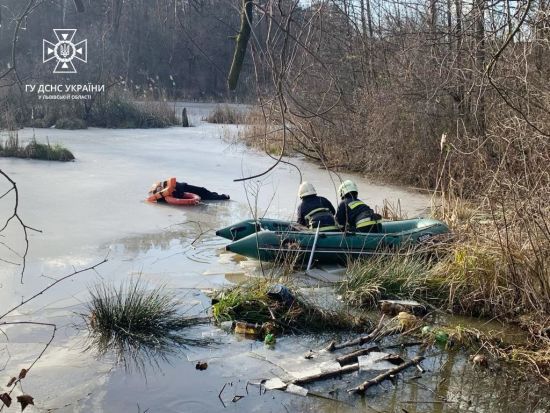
top-left (204, 104), bottom-right (246, 124)
top-left (236, 107), bottom-right (288, 155)
top-left (340, 155), bottom-right (549, 378)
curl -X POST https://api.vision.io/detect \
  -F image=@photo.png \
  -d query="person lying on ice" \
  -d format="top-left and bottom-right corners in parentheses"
top-left (147, 177), bottom-right (230, 203)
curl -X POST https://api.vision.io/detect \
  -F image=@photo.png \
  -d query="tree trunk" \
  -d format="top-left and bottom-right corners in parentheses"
top-left (505, 0), bottom-right (513, 35)
top-left (181, 108), bottom-right (189, 127)
top-left (454, 0), bottom-right (465, 116)
top-left (474, 0), bottom-right (486, 135)
top-left (430, 0), bottom-right (437, 29)
top-left (360, 0), bottom-right (367, 36)
top-left (227, 0), bottom-right (253, 91)
top-left (360, 0), bottom-right (375, 84)
top-left (365, 0), bottom-right (374, 37)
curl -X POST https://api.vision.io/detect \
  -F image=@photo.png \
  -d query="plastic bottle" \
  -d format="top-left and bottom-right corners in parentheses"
top-left (264, 333), bottom-right (276, 346)
top-left (434, 330), bottom-right (449, 344)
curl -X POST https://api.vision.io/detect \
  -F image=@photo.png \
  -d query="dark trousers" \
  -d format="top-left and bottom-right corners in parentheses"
top-left (175, 182), bottom-right (228, 200)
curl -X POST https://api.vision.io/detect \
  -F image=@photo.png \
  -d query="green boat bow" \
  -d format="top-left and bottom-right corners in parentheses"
top-left (215, 218), bottom-right (297, 241)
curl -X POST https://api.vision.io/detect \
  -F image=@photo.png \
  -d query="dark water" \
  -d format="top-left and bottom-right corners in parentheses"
top-left (95, 323), bottom-right (549, 413)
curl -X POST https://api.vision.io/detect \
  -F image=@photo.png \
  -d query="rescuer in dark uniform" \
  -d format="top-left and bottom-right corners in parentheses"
top-left (335, 180), bottom-right (382, 232)
top-left (296, 182), bottom-right (339, 231)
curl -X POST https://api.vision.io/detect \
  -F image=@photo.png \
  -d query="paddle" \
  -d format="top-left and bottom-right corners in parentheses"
top-left (306, 222), bottom-right (321, 273)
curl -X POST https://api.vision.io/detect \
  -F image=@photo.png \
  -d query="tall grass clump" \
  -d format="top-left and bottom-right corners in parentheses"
top-left (205, 104), bottom-right (246, 124)
top-left (0, 134), bottom-right (74, 161)
top-left (342, 225), bottom-right (548, 321)
top-left (0, 85), bottom-right (178, 129)
top-left (54, 117), bottom-right (87, 130)
top-left (340, 253), bottom-right (445, 308)
top-left (24, 139), bottom-right (75, 161)
top-left (429, 191), bottom-right (550, 319)
top-left (85, 280), bottom-right (206, 369)
top-left (213, 278), bottom-right (370, 333)
top-left (89, 96), bottom-right (177, 128)
top-left (0, 133), bottom-right (20, 157)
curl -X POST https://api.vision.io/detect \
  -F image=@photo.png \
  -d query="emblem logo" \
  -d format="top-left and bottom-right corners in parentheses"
top-left (43, 29), bottom-right (87, 74)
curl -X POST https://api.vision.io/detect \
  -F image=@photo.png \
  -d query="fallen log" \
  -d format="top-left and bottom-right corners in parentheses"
top-left (291, 363), bottom-right (359, 386)
top-left (347, 355), bottom-right (425, 394)
top-left (383, 341), bottom-right (424, 350)
top-left (336, 346), bottom-right (379, 366)
top-left (326, 326), bottom-right (402, 352)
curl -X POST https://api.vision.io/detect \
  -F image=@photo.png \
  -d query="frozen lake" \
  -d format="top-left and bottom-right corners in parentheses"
top-left (6, 105), bottom-right (539, 413)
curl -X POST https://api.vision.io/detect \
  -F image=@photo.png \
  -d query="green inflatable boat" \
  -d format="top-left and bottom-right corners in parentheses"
top-left (217, 218), bottom-right (449, 265)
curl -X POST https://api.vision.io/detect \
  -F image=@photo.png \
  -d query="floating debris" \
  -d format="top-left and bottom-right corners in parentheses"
top-left (16, 395), bottom-right (34, 412)
top-left (470, 353), bottom-right (489, 368)
top-left (358, 352), bottom-right (400, 371)
top-left (380, 299), bottom-right (427, 316)
top-left (286, 384), bottom-right (308, 396)
top-left (397, 311), bottom-right (419, 329)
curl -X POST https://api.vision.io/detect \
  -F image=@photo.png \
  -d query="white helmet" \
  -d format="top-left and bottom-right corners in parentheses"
top-left (298, 181), bottom-right (317, 198)
top-left (338, 179), bottom-right (358, 198)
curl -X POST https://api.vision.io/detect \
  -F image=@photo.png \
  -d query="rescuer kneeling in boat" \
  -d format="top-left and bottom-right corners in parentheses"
top-left (336, 180), bottom-right (382, 232)
top-left (147, 177), bottom-right (230, 205)
top-left (296, 182), bottom-right (339, 231)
